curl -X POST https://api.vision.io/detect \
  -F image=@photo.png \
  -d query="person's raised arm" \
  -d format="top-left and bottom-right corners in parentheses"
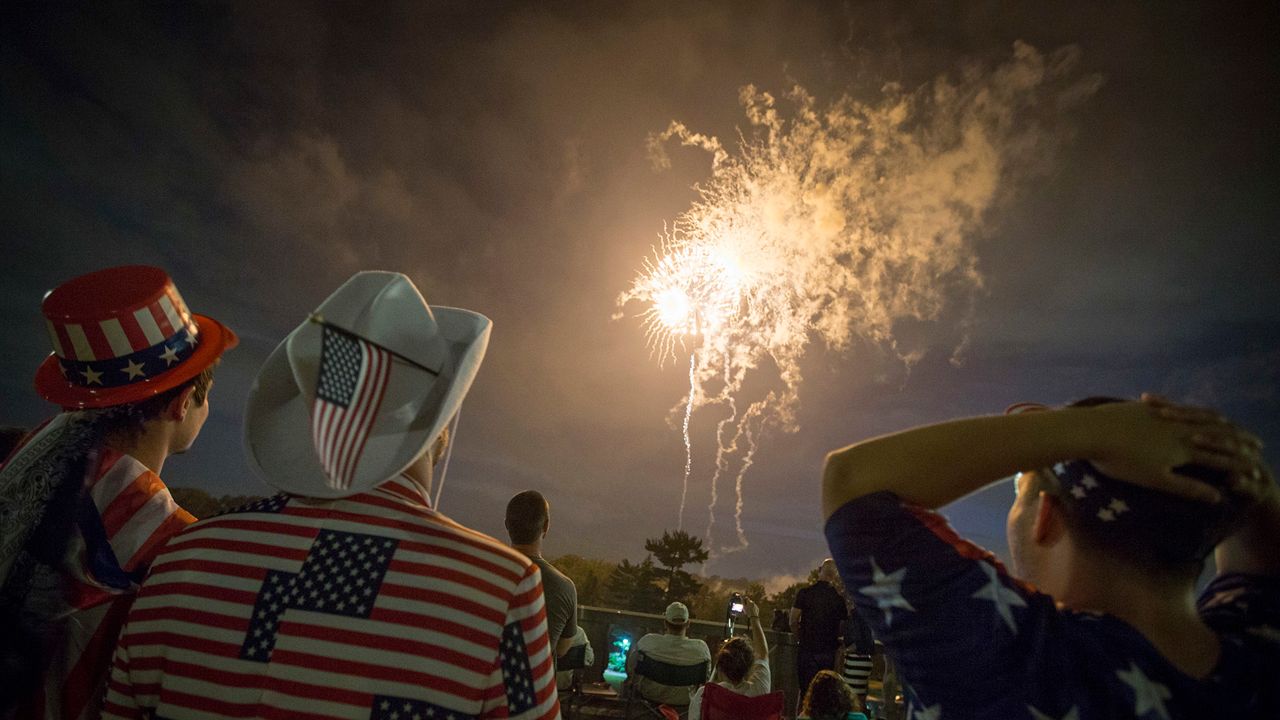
top-left (1215, 455), bottom-right (1280, 576)
top-left (745, 597), bottom-right (767, 662)
top-left (821, 400), bottom-right (1248, 521)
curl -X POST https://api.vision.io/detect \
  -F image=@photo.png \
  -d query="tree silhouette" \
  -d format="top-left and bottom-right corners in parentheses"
top-left (644, 530), bottom-right (709, 603)
top-left (604, 557), bottom-right (665, 613)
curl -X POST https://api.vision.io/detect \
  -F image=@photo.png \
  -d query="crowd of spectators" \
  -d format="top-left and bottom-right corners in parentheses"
top-left (1, 264), bottom-right (1277, 720)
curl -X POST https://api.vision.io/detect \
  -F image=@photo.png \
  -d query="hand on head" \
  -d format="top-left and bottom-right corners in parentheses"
top-left (1083, 395), bottom-right (1264, 504)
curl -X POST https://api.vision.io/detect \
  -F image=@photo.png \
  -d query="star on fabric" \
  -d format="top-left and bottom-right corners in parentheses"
top-left (81, 366), bottom-right (103, 385)
top-left (122, 359), bottom-right (146, 379)
top-left (185, 328), bottom-right (199, 347)
top-left (860, 557), bottom-right (916, 627)
top-left (1027, 704), bottom-right (1080, 720)
top-left (1080, 473), bottom-right (1099, 489)
top-left (1116, 661), bottom-right (1171, 720)
top-left (1097, 508), bottom-right (1116, 522)
top-left (970, 561), bottom-right (1027, 634)
top-left (1070, 485), bottom-right (1087, 499)
top-left (159, 345), bottom-right (180, 365)
top-left (913, 703), bottom-right (942, 720)
top-left (1108, 498), bottom-right (1129, 514)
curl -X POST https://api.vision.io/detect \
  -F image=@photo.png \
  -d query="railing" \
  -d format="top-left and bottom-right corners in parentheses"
top-left (573, 604), bottom-right (902, 718)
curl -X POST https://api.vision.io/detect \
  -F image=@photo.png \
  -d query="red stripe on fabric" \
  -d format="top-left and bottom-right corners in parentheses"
top-left (367, 607), bottom-right (499, 647)
top-left (151, 689), bottom-right (260, 718)
top-left (377, 476), bottom-right (426, 505)
top-left (385, 561), bottom-right (508, 604)
top-left (164, 536), bottom-right (309, 562)
top-left (148, 301), bottom-right (174, 336)
top-left (54, 322), bottom-right (77, 360)
top-left (122, 630), bottom-right (242, 659)
top-left (126, 656), bottom-right (373, 718)
top-left (335, 345), bottom-right (375, 488)
top-left (285, 621), bottom-right (493, 674)
top-left (270, 646), bottom-right (485, 704)
top-left (100, 470), bottom-right (165, 537)
top-left (118, 312), bottom-right (149, 351)
top-left (512, 584), bottom-right (544, 610)
top-left (315, 398), bottom-right (335, 479)
top-left (123, 510), bottom-right (194, 572)
top-left (200, 517), bottom-right (318, 538)
top-left (95, 448), bottom-right (125, 482)
top-left (375, 582), bottom-right (506, 625)
top-left (902, 503), bottom-right (1039, 595)
top-left (62, 595), bottom-right (133, 720)
top-left (344, 345), bottom-right (390, 488)
top-left (259, 700), bottom-right (373, 720)
top-left (83, 321), bottom-right (116, 360)
top-left (137, 581), bottom-right (259, 606)
top-left (148, 557), bottom-right (271, 582)
top-left (326, 350), bottom-right (360, 488)
top-left (396, 539), bottom-right (521, 587)
top-left (127, 606), bottom-right (249, 633)
top-left (100, 699), bottom-right (142, 719)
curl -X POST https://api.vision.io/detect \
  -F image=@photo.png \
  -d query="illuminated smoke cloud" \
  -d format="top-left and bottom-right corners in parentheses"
top-left (619, 42), bottom-right (1101, 555)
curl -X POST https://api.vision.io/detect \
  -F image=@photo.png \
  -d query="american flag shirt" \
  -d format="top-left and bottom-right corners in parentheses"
top-left (825, 491), bottom-right (1280, 720)
top-left (102, 474), bottom-right (561, 720)
top-left (22, 425), bottom-right (195, 720)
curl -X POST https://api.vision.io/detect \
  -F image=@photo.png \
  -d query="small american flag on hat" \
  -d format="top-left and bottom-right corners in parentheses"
top-left (311, 324), bottom-right (391, 489)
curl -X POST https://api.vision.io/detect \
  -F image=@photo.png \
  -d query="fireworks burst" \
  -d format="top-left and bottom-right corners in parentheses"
top-left (618, 42), bottom-right (1100, 557)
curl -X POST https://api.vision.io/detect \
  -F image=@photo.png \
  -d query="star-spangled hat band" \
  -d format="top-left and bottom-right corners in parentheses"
top-left (35, 265), bottom-right (237, 408)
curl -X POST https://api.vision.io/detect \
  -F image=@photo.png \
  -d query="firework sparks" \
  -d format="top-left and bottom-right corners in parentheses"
top-left (619, 42), bottom-right (1099, 558)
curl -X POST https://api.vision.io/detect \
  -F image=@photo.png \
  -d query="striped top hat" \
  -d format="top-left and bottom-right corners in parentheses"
top-left (35, 265), bottom-right (237, 408)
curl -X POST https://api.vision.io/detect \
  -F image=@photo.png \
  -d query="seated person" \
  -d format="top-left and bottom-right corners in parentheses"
top-left (688, 597), bottom-right (769, 720)
top-left (556, 625), bottom-right (595, 690)
top-left (800, 669), bottom-right (869, 720)
top-left (627, 601), bottom-right (712, 705)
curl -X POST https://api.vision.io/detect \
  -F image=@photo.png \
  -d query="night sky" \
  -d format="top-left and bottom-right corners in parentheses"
top-left (3, 2), bottom-right (1277, 586)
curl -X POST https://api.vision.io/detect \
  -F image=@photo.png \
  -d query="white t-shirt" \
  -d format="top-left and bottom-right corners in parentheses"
top-left (686, 659), bottom-right (770, 720)
top-left (628, 632), bottom-right (712, 705)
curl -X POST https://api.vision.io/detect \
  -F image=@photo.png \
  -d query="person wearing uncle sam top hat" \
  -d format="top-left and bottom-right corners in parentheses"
top-left (103, 272), bottom-right (562, 720)
top-left (0, 265), bottom-right (237, 720)
top-left (821, 395), bottom-right (1280, 720)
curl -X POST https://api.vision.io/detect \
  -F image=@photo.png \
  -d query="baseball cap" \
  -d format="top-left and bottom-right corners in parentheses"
top-left (665, 601), bottom-right (690, 624)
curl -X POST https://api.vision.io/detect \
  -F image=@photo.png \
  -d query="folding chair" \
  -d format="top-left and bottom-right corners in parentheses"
top-left (557, 644), bottom-right (590, 719)
top-left (625, 651), bottom-right (709, 719)
top-left (699, 682), bottom-right (785, 720)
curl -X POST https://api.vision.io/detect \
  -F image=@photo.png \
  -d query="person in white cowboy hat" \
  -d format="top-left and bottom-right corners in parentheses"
top-left (0, 265), bottom-right (237, 720)
top-left (102, 271), bottom-right (562, 720)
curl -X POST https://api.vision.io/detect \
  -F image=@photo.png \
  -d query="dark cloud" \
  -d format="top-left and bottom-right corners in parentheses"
top-left (2, 1), bottom-right (1277, 578)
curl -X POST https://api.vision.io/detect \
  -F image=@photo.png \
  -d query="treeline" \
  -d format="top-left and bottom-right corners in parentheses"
top-left (169, 488), bottom-right (811, 621)
top-left (552, 529), bottom-right (816, 623)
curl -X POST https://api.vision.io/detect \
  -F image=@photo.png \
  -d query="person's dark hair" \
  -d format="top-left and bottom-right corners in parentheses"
top-left (505, 490), bottom-right (549, 545)
top-left (96, 365), bottom-right (217, 443)
top-left (0, 426), bottom-right (29, 464)
top-left (801, 669), bottom-right (860, 720)
top-left (714, 636), bottom-right (754, 684)
top-left (1031, 396), bottom-right (1244, 575)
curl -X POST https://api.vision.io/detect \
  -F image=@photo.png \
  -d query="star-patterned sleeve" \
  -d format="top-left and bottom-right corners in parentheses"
top-left (1197, 572), bottom-right (1280, 641)
top-left (825, 492), bottom-right (1070, 717)
top-left (480, 561), bottom-right (561, 720)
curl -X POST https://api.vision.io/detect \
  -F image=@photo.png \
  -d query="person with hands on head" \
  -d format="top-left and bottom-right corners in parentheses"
top-left (821, 394), bottom-right (1279, 720)
top-left (687, 596), bottom-right (771, 720)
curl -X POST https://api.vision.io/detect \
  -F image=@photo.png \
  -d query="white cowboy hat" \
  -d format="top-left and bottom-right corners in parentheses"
top-left (244, 271), bottom-right (490, 498)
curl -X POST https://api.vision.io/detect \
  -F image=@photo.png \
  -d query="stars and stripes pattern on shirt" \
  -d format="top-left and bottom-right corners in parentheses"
top-left (311, 325), bottom-right (392, 490)
top-left (27, 437), bottom-right (195, 720)
top-left (102, 474), bottom-right (561, 720)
